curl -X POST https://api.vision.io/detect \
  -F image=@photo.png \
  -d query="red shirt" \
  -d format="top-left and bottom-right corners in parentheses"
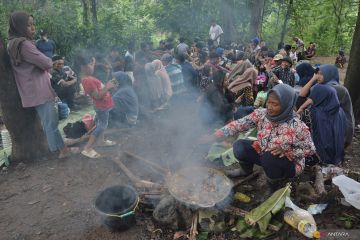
top-left (81, 76), bottom-right (113, 109)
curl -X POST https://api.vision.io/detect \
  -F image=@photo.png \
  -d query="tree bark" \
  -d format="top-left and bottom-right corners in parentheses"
top-left (91, 0), bottom-right (97, 24)
top-left (0, 35), bottom-right (49, 162)
top-left (280, 0), bottom-right (293, 46)
top-left (81, 0), bottom-right (90, 26)
top-left (344, 3), bottom-right (360, 122)
top-left (221, 0), bottom-right (237, 44)
top-left (332, 0), bottom-right (344, 51)
top-left (249, 0), bottom-right (265, 38)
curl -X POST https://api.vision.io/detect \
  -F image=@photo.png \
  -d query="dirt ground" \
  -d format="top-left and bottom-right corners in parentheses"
top-left (0, 56), bottom-right (359, 240)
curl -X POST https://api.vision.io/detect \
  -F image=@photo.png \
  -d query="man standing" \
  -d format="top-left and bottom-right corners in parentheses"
top-left (36, 29), bottom-right (56, 58)
top-left (176, 37), bottom-right (189, 55)
top-left (50, 55), bottom-right (77, 109)
top-left (209, 19), bottom-right (223, 47)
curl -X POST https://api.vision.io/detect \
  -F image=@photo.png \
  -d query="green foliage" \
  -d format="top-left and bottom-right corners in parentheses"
top-left (0, 0), bottom-right (358, 59)
top-left (245, 184), bottom-right (291, 232)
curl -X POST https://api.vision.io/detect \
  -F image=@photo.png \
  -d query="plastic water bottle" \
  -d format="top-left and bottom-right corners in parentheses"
top-left (1, 129), bottom-right (12, 151)
top-left (284, 210), bottom-right (317, 238)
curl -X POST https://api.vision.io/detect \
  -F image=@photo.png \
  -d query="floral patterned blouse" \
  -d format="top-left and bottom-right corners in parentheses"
top-left (214, 108), bottom-right (316, 174)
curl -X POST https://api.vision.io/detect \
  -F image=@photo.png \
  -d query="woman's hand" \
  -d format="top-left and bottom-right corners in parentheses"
top-left (296, 107), bottom-right (304, 115)
top-left (269, 146), bottom-right (286, 158)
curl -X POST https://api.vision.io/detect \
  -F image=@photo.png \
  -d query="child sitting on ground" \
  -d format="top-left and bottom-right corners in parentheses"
top-left (335, 50), bottom-right (346, 69)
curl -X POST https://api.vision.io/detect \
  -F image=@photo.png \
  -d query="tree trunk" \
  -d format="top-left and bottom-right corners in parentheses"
top-left (0, 36), bottom-right (49, 162)
top-left (332, 0), bottom-right (344, 52)
top-left (91, 0), bottom-right (97, 24)
top-left (249, 0), bottom-right (265, 38)
top-left (280, 0), bottom-right (293, 46)
top-left (221, 0), bottom-right (237, 44)
top-left (81, 0), bottom-right (90, 26)
top-left (344, 3), bottom-right (360, 122)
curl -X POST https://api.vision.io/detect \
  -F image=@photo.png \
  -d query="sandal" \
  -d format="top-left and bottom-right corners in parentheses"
top-left (81, 149), bottom-right (101, 159)
top-left (98, 140), bottom-right (117, 147)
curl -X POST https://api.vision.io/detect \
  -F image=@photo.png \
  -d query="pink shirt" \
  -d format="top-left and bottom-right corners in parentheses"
top-left (9, 40), bottom-right (56, 107)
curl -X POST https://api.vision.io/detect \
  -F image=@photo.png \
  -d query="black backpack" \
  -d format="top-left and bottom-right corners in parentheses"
top-left (63, 121), bottom-right (87, 139)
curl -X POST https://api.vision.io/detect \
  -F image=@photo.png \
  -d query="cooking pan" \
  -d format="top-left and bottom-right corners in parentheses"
top-left (166, 167), bottom-right (233, 209)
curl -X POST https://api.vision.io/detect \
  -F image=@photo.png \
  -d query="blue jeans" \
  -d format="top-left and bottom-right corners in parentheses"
top-left (233, 139), bottom-right (296, 179)
top-left (93, 108), bottom-right (110, 137)
top-left (35, 101), bottom-right (65, 152)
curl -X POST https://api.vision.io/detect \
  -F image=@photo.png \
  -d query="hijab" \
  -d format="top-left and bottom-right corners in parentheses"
top-left (113, 71), bottom-right (132, 87)
top-left (319, 64), bottom-right (339, 85)
top-left (266, 84), bottom-right (297, 123)
top-left (7, 11), bottom-right (33, 66)
top-left (309, 84), bottom-right (345, 165)
top-left (227, 59), bottom-right (253, 82)
top-left (228, 67), bottom-right (258, 93)
top-left (296, 62), bottom-right (314, 86)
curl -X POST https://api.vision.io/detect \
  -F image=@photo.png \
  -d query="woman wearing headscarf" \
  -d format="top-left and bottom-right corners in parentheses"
top-left (227, 59), bottom-right (257, 106)
top-left (299, 64), bottom-right (354, 147)
top-left (201, 84), bottom-right (316, 183)
top-left (144, 59), bottom-right (172, 110)
top-left (296, 62), bottom-right (315, 87)
top-left (7, 11), bottom-right (76, 158)
top-left (109, 72), bottom-right (139, 127)
top-left (298, 84), bottom-right (346, 165)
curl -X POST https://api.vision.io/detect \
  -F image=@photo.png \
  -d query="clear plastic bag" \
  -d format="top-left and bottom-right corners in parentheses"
top-left (332, 175), bottom-right (360, 210)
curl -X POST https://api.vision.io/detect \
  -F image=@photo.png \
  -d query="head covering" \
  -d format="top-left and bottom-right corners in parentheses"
top-left (319, 64), bottom-right (339, 85)
top-left (152, 59), bottom-right (164, 71)
top-left (309, 84), bottom-right (345, 165)
top-left (8, 11), bottom-right (32, 40)
top-left (266, 84), bottom-right (297, 123)
top-left (228, 67), bottom-right (258, 94)
top-left (228, 59), bottom-right (253, 82)
top-left (281, 56), bottom-right (292, 66)
top-left (7, 11), bottom-right (32, 66)
top-left (113, 71), bottom-right (132, 87)
top-left (273, 54), bottom-right (283, 61)
top-left (39, 29), bottom-right (47, 36)
top-left (216, 47), bottom-right (224, 56)
top-left (161, 53), bottom-right (173, 64)
top-left (296, 62), bottom-right (315, 86)
top-left (251, 37), bottom-right (260, 45)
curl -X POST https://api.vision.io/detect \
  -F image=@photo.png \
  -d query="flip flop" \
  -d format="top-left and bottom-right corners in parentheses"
top-left (98, 140), bottom-right (117, 147)
top-left (81, 149), bottom-right (101, 159)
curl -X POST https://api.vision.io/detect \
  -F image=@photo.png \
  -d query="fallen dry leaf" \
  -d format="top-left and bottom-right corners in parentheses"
top-left (173, 231), bottom-right (186, 239)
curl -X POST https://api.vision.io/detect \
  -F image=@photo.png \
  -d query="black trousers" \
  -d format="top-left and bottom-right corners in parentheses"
top-left (233, 139), bottom-right (296, 179)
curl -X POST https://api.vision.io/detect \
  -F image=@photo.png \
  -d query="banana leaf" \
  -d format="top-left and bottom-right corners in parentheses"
top-left (206, 128), bottom-right (257, 166)
top-left (232, 219), bottom-right (274, 239)
top-left (245, 184), bottom-right (291, 232)
top-left (0, 150), bottom-right (10, 168)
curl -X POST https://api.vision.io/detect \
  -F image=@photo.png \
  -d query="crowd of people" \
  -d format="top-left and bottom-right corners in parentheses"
top-left (7, 12), bottom-right (354, 190)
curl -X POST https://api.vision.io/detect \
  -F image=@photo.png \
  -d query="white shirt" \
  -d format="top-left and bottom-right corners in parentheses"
top-left (209, 24), bottom-right (224, 43)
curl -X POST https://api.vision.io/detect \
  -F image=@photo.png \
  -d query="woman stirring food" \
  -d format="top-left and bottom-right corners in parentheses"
top-left (200, 84), bottom-right (316, 190)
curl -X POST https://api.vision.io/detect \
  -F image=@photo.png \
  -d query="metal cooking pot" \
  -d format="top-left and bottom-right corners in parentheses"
top-left (166, 167), bottom-right (233, 209)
